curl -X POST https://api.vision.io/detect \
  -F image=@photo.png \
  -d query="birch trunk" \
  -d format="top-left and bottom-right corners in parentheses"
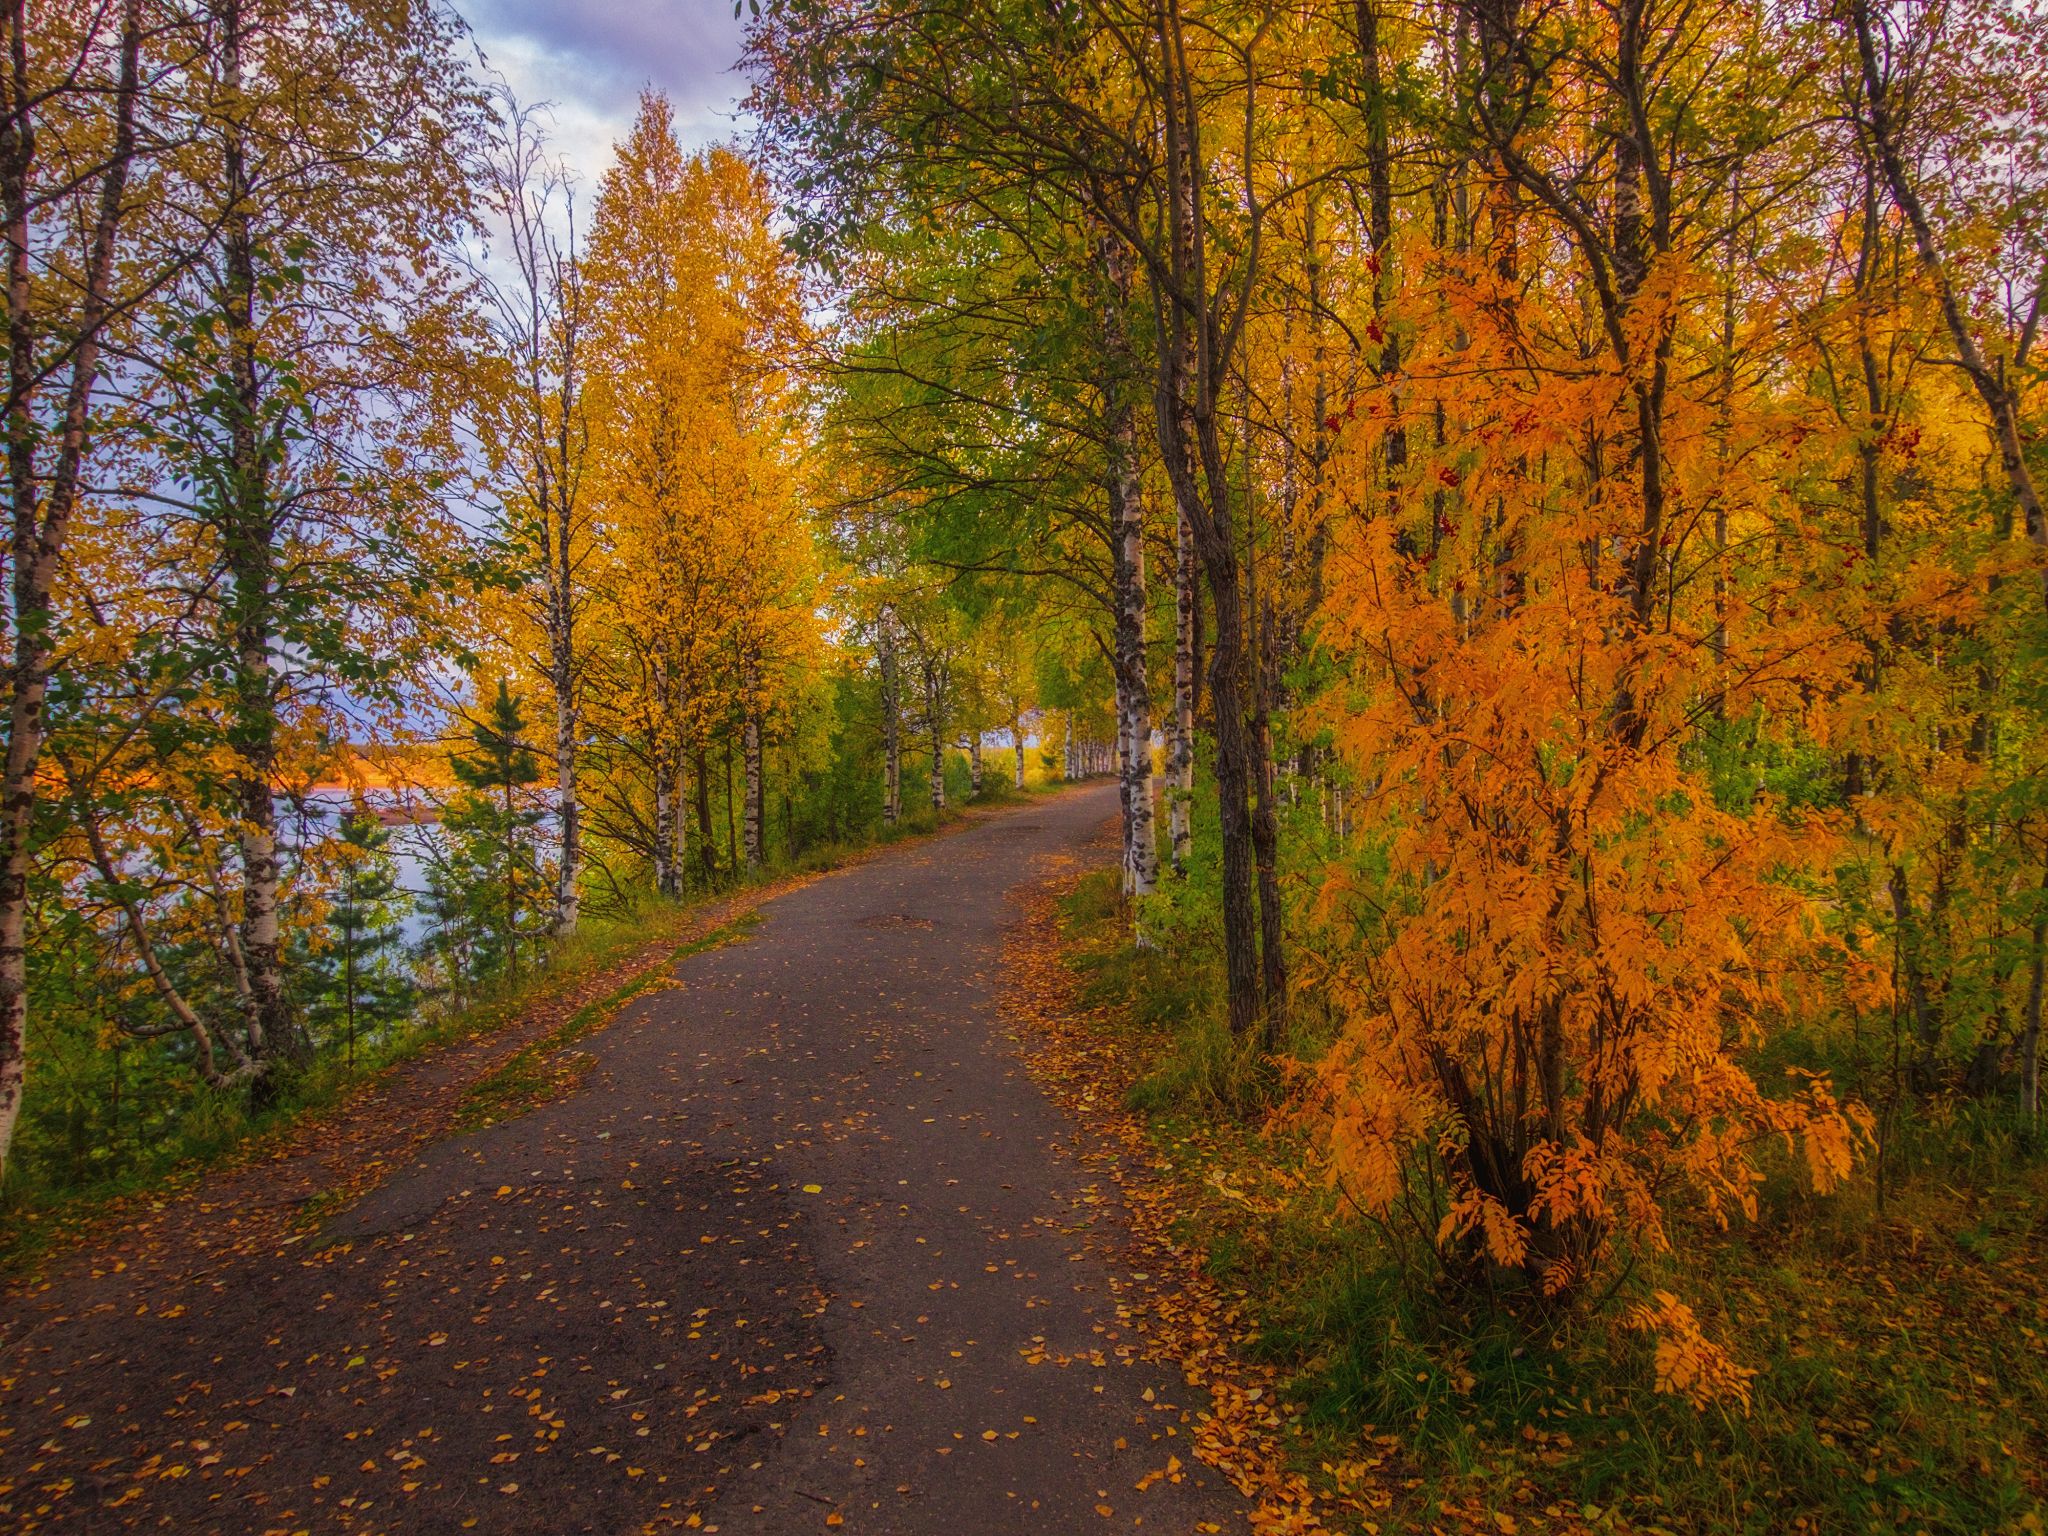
top-left (926, 658), bottom-right (947, 812)
top-left (743, 708), bottom-right (763, 873)
top-left (652, 735), bottom-right (674, 896)
top-left (692, 744), bottom-right (716, 883)
top-left (1120, 680), bottom-right (1157, 898)
top-left (0, 0), bottom-right (145, 1172)
top-left (1148, 0), bottom-right (1268, 1039)
top-left (1167, 505), bottom-right (1196, 871)
top-left (879, 605), bottom-right (901, 825)
top-left (1115, 685), bottom-right (1133, 892)
top-left (1096, 225), bottom-right (1159, 898)
top-left (491, 97), bottom-right (587, 938)
top-left (1012, 720), bottom-right (1026, 788)
top-left (552, 633), bottom-right (579, 928)
top-left (1114, 476), bottom-right (1157, 897)
top-left (219, 0), bottom-right (300, 1081)
top-left (671, 737), bottom-right (688, 890)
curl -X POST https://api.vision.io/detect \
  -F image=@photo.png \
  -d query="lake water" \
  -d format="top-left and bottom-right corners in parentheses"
top-left (295, 788), bottom-right (561, 949)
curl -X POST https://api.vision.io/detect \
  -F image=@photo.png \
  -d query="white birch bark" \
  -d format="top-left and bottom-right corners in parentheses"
top-left (219, 0), bottom-right (297, 1076)
top-left (1167, 505), bottom-right (1197, 871)
top-left (653, 754), bottom-right (674, 896)
top-left (743, 709), bottom-right (763, 873)
top-left (0, 0), bottom-right (145, 1177)
top-left (671, 740), bottom-right (688, 889)
top-left (925, 649), bottom-right (948, 812)
top-left (1114, 480), bottom-right (1157, 897)
top-left (879, 604), bottom-right (901, 825)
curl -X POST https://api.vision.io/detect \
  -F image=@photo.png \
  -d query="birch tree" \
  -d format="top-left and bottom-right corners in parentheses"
top-left (473, 86), bottom-right (591, 935)
top-left (0, 0), bottom-right (150, 1176)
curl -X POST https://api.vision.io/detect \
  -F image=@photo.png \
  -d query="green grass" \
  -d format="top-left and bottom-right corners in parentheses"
top-left (1057, 868), bottom-right (2048, 1536)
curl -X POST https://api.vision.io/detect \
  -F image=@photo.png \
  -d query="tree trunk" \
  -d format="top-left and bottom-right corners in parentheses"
top-left (671, 737), bottom-right (688, 890)
top-left (652, 715), bottom-right (676, 897)
top-left (501, 775), bottom-right (520, 980)
top-left (743, 707), bottom-right (763, 874)
top-left (1147, 0), bottom-right (1266, 1038)
top-left (879, 605), bottom-right (901, 825)
top-left (1250, 604), bottom-right (1286, 1025)
top-left (343, 893), bottom-right (357, 1068)
top-left (1851, 0), bottom-right (2048, 609)
top-left (220, 0), bottom-right (299, 1083)
top-left (486, 82), bottom-right (587, 936)
top-left (1097, 224), bottom-right (1159, 898)
top-left (1193, 550), bottom-right (1261, 1037)
top-left (652, 767), bottom-right (672, 894)
top-left (1013, 720), bottom-right (1026, 788)
top-left (1116, 704), bottom-right (1131, 891)
top-left (1115, 486), bottom-right (1157, 898)
top-left (723, 738), bottom-right (738, 871)
top-left (0, 0), bottom-right (145, 1175)
top-left (1168, 505), bottom-right (1196, 872)
top-left (693, 744), bottom-right (716, 882)
top-left (552, 636), bottom-right (579, 928)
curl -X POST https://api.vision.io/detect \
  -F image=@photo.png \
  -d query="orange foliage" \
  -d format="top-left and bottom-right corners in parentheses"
top-left (1304, 194), bottom-right (1876, 1394)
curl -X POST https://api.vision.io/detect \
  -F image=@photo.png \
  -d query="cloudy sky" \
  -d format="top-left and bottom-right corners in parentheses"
top-left (462, 0), bottom-right (753, 190)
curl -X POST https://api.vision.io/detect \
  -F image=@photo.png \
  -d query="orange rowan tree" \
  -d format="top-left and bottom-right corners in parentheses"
top-left (1302, 0), bottom-right (1880, 1402)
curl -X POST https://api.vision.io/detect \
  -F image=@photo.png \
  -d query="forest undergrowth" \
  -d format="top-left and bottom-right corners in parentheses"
top-left (1051, 867), bottom-right (2048, 1536)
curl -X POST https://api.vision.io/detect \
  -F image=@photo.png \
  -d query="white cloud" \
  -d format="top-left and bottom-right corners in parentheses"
top-left (462, 0), bottom-right (753, 189)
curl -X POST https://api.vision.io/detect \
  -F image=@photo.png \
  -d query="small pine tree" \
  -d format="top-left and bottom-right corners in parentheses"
top-left (434, 682), bottom-right (548, 985)
top-left (416, 839), bottom-right (480, 1007)
top-left (303, 810), bottom-right (414, 1067)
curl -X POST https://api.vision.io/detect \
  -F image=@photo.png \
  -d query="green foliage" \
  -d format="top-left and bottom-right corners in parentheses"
top-left (421, 682), bottom-right (552, 992)
top-left (0, 894), bottom-right (700, 1262)
top-left (780, 669), bottom-right (890, 853)
top-left (297, 811), bottom-right (414, 1068)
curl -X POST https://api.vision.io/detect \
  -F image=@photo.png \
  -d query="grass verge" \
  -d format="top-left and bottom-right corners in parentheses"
top-left (0, 899), bottom-right (713, 1270)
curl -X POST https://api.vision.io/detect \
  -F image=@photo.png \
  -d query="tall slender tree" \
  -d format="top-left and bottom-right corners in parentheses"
top-left (0, 0), bottom-right (149, 1177)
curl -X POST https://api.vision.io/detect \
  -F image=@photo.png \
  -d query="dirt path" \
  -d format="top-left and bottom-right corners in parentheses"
top-left (0, 785), bottom-right (1245, 1535)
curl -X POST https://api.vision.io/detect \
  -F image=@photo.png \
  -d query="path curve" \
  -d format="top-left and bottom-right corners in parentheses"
top-left (0, 784), bottom-right (1244, 1535)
